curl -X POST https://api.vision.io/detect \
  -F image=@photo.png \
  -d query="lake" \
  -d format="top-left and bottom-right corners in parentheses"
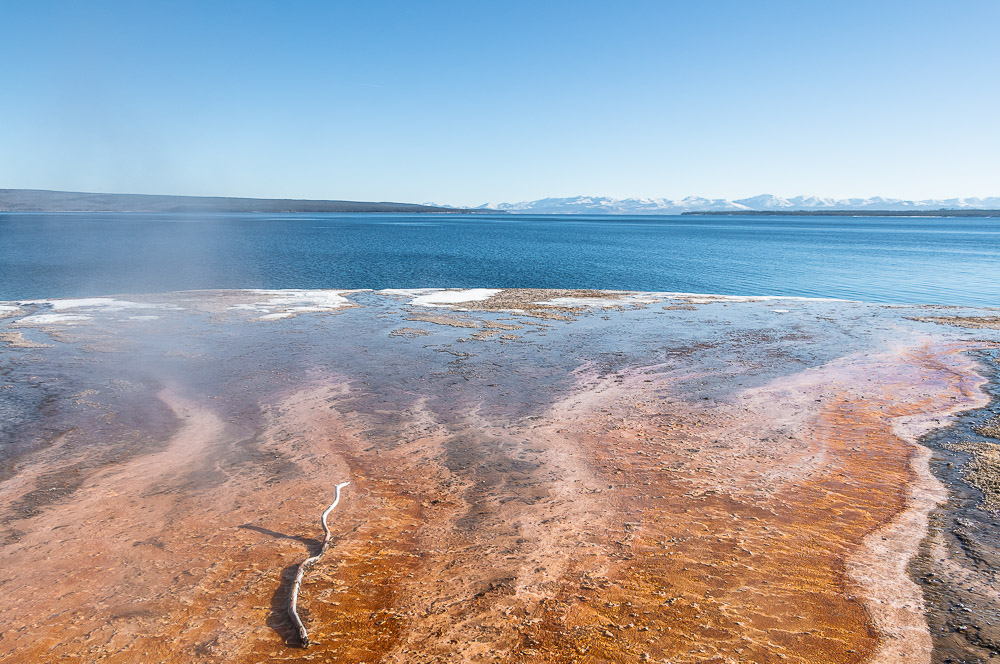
top-left (0, 212), bottom-right (997, 306)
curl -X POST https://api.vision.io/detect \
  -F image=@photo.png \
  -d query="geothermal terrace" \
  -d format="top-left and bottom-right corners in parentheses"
top-left (0, 289), bottom-right (998, 663)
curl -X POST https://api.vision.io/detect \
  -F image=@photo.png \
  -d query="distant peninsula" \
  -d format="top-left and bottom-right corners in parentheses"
top-left (682, 209), bottom-right (1000, 217)
top-left (0, 189), bottom-right (489, 214)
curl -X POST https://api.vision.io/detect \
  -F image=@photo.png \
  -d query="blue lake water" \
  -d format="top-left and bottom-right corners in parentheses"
top-left (0, 212), bottom-right (997, 306)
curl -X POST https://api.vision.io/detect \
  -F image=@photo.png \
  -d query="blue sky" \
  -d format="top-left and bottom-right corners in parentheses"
top-left (2, 1), bottom-right (998, 205)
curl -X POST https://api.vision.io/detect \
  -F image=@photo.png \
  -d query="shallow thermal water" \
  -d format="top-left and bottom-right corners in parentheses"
top-left (1, 212), bottom-right (999, 306)
top-left (1, 289), bottom-right (999, 663)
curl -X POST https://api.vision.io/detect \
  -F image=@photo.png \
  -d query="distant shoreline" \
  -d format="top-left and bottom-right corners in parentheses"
top-left (5, 189), bottom-right (1000, 217)
top-left (0, 189), bottom-right (493, 214)
top-left (682, 209), bottom-right (1000, 217)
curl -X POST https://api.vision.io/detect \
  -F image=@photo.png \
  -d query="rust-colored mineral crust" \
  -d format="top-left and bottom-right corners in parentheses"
top-left (0, 316), bottom-right (988, 664)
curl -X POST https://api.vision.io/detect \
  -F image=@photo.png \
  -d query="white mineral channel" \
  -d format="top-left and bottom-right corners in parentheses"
top-left (288, 481), bottom-right (351, 647)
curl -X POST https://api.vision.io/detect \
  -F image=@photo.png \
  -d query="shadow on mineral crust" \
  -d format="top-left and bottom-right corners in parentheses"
top-left (239, 524), bottom-right (320, 550)
top-left (239, 524), bottom-right (320, 647)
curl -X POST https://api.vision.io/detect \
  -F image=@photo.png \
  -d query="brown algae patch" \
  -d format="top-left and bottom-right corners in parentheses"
top-left (468, 330), bottom-right (521, 341)
top-left (945, 440), bottom-right (1000, 512)
top-left (466, 321), bottom-right (525, 341)
top-left (397, 289), bottom-right (660, 321)
top-left (0, 331), bottom-right (52, 348)
top-left (908, 316), bottom-right (1000, 330)
top-left (389, 327), bottom-right (431, 338)
top-left (466, 289), bottom-right (642, 319)
top-left (405, 314), bottom-right (480, 328)
top-left (973, 414), bottom-right (1000, 439)
top-left (483, 321), bottom-right (523, 331)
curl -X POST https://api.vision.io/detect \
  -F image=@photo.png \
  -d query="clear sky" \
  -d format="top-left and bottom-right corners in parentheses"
top-left (2, 1), bottom-right (998, 206)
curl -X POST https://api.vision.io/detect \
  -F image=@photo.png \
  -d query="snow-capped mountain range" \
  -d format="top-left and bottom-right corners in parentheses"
top-left (469, 195), bottom-right (1000, 215)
